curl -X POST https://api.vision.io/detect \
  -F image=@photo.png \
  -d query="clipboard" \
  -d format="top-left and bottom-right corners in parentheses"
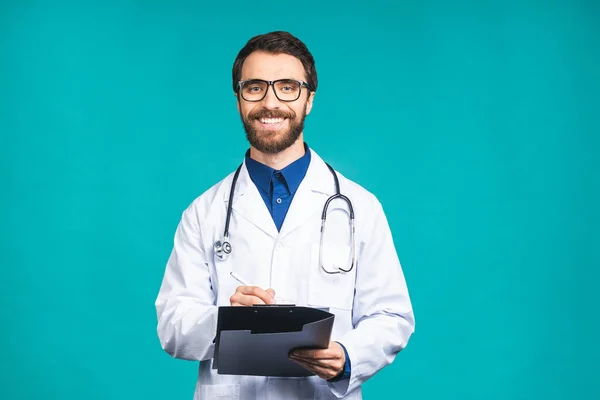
top-left (213, 305), bottom-right (334, 377)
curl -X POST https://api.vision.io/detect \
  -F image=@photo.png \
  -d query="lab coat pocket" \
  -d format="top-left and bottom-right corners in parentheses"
top-left (197, 384), bottom-right (240, 399)
top-left (307, 243), bottom-right (356, 310)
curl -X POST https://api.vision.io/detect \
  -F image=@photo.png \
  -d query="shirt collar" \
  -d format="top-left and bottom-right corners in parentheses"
top-left (245, 142), bottom-right (312, 195)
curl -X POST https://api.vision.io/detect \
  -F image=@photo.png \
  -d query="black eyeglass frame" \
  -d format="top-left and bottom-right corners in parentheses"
top-left (237, 79), bottom-right (311, 102)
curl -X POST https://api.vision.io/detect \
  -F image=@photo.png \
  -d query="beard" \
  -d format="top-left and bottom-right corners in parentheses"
top-left (241, 103), bottom-right (307, 154)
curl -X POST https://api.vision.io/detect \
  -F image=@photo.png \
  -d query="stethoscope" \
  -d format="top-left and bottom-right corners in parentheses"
top-left (214, 163), bottom-right (356, 274)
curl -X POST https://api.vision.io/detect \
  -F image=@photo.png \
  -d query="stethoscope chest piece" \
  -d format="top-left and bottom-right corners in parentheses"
top-left (214, 238), bottom-right (232, 260)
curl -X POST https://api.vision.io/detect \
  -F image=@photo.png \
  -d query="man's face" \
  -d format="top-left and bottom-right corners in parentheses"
top-left (237, 51), bottom-right (314, 154)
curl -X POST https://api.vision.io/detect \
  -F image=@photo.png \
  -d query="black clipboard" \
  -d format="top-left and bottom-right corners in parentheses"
top-left (213, 305), bottom-right (334, 377)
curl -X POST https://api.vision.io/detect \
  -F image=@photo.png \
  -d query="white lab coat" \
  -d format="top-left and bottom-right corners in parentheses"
top-left (155, 149), bottom-right (415, 400)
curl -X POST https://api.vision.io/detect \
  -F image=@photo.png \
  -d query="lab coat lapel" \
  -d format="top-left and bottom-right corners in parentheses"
top-left (229, 163), bottom-right (279, 239)
top-left (279, 151), bottom-right (333, 239)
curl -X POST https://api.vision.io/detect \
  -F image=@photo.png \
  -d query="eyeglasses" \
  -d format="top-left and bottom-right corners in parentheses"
top-left (237, 79), bottom-right (310, 102)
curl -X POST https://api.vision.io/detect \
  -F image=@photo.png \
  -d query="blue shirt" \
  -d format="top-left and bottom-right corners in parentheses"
top-left (244, 143), bottom-right (311, 231)
top-left (245, 143), bottom-right (351, 381)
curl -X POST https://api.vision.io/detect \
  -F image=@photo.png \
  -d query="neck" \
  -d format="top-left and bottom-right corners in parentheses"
top-left (250, 137), bottom-right (306, 170)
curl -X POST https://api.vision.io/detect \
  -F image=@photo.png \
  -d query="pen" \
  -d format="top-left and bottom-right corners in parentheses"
top-left (230, 271), bottom-right (250, 286)
top-left (230, 272), bottom-right (283, 304)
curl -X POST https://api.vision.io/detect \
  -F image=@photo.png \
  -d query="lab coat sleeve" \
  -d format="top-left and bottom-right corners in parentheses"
top-left (328, 196), bottom-right (415, 397)
top-left (155, 202), bottom-right (217, 361)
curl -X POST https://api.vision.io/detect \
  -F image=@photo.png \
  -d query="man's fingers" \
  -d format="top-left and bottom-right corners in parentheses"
top-left (230, 286), bottom-right (276, 306)
top-left (290, 358), bottom-right (338, 380)
top-left (291, 348), bottom-right (320, 359)
top-left (291, 348), bottom-right (340, 360)
top-left (290, 353), bottom-right (344, 372)
top-left (237, 286), bottom-right (275, 304)
top-left (290, 356), bottom-right (328, 369)
top-left (230, 294), bottom-right (266, 306)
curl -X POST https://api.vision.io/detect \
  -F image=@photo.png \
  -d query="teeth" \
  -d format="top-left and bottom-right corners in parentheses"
top-left (259, 118), bottom-right (284, 124)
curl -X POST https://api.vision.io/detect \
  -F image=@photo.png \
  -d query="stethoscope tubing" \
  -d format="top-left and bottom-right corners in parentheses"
top-left (216, 161), bottom-right (356, 274)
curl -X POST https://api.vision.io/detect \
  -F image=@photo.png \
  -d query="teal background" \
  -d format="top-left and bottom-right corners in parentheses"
top-left (1, 0), bottom-right (598, 399)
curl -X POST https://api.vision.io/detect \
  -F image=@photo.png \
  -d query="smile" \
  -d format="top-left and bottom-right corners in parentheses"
top-left (259, 118), bottom-right (285, 124)
top-left (257, 117), bottom-right (288, 130)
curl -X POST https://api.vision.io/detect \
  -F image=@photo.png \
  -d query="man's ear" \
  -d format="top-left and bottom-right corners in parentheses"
top-left (235, 92), bottom-right (240, 112)
top-left (305, 91), bottom-right (315, 116)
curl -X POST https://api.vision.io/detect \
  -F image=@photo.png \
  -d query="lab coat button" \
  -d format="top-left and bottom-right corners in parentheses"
top-left (276, 198), bottom-right (282, 204)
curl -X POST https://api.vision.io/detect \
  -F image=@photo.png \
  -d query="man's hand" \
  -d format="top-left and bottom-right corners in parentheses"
top-left (289, 341), bottom-right (346, 380)
top-left (230, 286), bottom-right (276, 306)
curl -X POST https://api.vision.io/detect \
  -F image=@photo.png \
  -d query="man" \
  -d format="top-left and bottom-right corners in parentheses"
top-left (155, 31), bottom-right (414, 399)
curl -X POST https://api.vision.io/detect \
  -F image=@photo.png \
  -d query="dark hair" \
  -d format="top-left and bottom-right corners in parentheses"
top-left (232, 31), bottom-right (318, 93)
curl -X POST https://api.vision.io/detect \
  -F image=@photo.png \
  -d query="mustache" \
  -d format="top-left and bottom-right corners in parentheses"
top-left (249, 109), bottom-right (295, 120)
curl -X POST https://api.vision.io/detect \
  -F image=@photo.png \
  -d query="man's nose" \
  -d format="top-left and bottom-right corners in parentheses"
top-left (261, 84), bottom-right (281, 109)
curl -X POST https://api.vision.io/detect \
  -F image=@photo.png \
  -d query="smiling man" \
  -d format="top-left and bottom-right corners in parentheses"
top-left (236, 46), bottom-right (315, 169)
top-left (238, 53), bottom-right (311, 155)
top-left (155, 31), bottom-right (415, 400)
